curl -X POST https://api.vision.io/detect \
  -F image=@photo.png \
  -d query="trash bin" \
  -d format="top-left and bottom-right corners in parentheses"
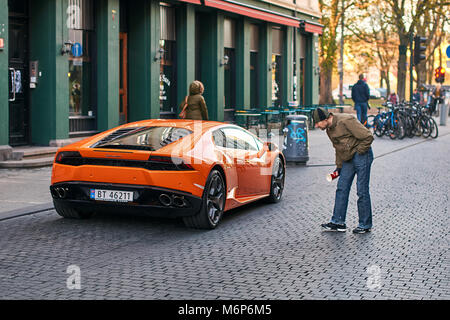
top-left (282, 115), bottom-right (309, 164)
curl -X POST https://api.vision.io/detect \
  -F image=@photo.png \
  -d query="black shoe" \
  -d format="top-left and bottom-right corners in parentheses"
top-left (352, 227), bottom-right (371, 234)
top-left (321, 222), bottom-right (346, 232)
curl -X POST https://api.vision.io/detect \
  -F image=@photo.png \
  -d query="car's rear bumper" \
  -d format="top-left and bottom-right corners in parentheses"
top-left (50, 181), bottom-right (202, 218)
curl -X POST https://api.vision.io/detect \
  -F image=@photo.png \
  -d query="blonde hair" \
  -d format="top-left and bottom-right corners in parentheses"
top-left (189, 80), bottom-right (204, 95)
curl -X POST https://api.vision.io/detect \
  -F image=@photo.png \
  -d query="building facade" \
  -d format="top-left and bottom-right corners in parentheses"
top-left (0, 0), bottom-right (322, 156)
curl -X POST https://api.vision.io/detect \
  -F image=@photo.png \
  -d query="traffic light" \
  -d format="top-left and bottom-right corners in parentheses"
top-left (413, 36), bottom-right (427, 66)
top-left (434, 66), bottom-right (446, 83)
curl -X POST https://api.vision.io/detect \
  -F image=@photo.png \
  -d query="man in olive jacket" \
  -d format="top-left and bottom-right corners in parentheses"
top-left (313, 107), bottom-right (374, 234)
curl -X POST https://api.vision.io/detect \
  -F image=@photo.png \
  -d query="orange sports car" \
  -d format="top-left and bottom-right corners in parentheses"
top-left (50, 119), bottom-right (285, 229)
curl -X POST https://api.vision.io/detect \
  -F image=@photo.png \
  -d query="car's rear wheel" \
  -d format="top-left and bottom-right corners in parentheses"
top-left (266, 157), bottom-right (285, 203)
top-left (53, 200), bottom-right (93, 219)
top-left (183, 169), bottom-right (226, 229)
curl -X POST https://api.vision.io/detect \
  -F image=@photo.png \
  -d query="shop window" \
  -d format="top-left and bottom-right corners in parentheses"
top-left (298, 35), bottom-right (306, 105)
top-left (224, 18), bottom-right (236, 112)
top-left (160, 4), bottom-right (176, 114)
top-left (272, 27), bottom-right (283, 107)
top-left (250, 24), bottom-right (259, 109)
top-left (67, 0), bottom-right (96, 119)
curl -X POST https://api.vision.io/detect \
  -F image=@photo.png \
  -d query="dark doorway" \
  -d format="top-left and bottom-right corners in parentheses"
top-left (250, 51), bottom-right (259, 109)
top-left (8, 0), bottom-right (29, 146)
top-left (224, 47), bottom-right (236, 109)
top-left (119, 32), bottom-right (128, 124)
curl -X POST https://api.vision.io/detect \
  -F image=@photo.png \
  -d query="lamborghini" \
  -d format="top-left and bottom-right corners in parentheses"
top-left (50, 119), bottom-right (285, 229)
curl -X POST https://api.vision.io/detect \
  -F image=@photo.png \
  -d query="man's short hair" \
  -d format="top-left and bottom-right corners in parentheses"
top-left (359, 74), bottom-right (364, 80)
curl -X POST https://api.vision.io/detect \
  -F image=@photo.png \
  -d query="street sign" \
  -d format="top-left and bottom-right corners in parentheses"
top-left (71, 42), bottom-right (83, 57)
top-left (446, 45), bottom-right (450, 59)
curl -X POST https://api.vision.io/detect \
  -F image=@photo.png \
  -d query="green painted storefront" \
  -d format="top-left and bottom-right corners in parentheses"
top-left (0, 0), bottom-right (321, 155)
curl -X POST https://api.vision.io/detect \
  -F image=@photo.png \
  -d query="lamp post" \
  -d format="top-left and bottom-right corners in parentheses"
top-left (338, 0), bottom-right (344, 106)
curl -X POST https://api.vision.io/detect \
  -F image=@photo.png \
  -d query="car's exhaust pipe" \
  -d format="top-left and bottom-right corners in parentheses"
top-left (173, 196), bottom-right (187, 208)
top-left (55, 187), bottom-right (67, 199)
top-left (159, 194), bottom-right (172, 206)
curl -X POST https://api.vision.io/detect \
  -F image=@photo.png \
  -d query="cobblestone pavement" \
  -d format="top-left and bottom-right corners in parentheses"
top-left (0, 167), bottom-right (52, 213)
top-left (0, 119), bottom-right (449, 300)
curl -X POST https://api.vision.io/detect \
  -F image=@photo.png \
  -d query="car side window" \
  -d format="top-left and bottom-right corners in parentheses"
top-left (222, 127), bottom-right (260, 151)
top-left (212, 129), bottom-right (226, 148)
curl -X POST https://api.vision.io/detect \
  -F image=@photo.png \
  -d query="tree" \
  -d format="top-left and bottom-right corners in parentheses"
top-left (346, 0), bottom-right (399, 95)
top-left (415, 4), bottom-right (449, 86)
top-left (384, 0), bottom-right (437, 100)
top-left (318, 0), bottom-right (342, 104)
top-left (318, 0), bottom-right (359, 104)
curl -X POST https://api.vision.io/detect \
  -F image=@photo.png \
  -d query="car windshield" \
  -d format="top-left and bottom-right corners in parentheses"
top-left (92, 126), bottom-right (193, 151)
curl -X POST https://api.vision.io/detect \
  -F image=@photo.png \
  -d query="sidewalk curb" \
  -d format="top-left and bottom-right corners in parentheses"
top-left (0, 202), bottom-right (54, 222)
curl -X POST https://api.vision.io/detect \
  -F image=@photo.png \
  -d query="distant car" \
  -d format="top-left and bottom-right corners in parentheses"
top-left (367, 84), bottom-right (381, 99)
top-left (333, 84), bottom-right (380, 100)
top-left (332, 85), bottom-right (352, 100)
top-left (376, 87), bottom-right (387, 99)
top-left (50, 119), bottom-right (286, 229)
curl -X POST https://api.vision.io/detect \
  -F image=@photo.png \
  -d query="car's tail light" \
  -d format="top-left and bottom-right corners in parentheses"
top-left (55, 151), bottom-right (83, 166)
top-left (147, 156), bottom-right (194, 171)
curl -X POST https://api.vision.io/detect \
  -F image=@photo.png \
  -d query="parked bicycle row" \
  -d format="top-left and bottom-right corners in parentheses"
top-left (366, 101), bottom-right (438, 139)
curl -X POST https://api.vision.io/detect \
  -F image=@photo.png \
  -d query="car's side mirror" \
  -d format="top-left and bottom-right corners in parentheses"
top-left (258, 141), bottom-right (276, 157)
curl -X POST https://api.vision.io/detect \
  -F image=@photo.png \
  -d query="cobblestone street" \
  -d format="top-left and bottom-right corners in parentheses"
top-left (0, 120), bottom-right (449, 300)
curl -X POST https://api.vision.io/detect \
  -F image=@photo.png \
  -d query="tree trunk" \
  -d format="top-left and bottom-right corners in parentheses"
top-left (384, 68), bottom-right (391, 96)
top-left (319, 65), bottom-right (333, 104)
top-left (427, 52), bottom-right (435, 84)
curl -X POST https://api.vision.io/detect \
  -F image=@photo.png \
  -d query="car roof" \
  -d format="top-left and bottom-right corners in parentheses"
top-left (119, 119), bottom-right (227, 132)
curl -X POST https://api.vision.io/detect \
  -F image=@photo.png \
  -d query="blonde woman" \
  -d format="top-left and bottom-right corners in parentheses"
top-left (179, 80), bottom-right (209, 120)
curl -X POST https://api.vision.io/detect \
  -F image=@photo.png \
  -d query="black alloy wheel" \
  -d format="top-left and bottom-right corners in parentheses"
top-left (183, 169), bottom-right (226, 229)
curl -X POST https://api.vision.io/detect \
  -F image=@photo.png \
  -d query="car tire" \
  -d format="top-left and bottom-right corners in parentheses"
top-left (266, 157), bottom-right (285, 203)
top-left (53, 200), bottom-right (93, 219)
top-left (183, 169), bottom-right (226, 229)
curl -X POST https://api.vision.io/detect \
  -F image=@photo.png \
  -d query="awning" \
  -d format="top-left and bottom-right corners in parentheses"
top-left (204, 0), bottom-right (301, 28)
top-left (178, 0), bottom-right (202, 5)
top-left (178, 0), bottom-right (324, 34)
top-left (300, 21), bottom-right (324, 35)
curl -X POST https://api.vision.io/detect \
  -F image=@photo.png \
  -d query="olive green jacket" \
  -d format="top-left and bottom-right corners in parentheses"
top-left (179, 82), bottom-right (209, 120)
top-left (179, 94), bottom-right (209, 120)
top-left (326, 113), bottom-right (374, 168)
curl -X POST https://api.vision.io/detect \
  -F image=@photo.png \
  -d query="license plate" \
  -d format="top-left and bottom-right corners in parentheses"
top-left (90, 189), bottom-right (133, 202)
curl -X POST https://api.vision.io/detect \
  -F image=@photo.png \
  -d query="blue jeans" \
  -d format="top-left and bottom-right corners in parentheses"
top-left (354, 103), bottom-right (368, 125)
top-left (331, 148), bottom-right (373, 229)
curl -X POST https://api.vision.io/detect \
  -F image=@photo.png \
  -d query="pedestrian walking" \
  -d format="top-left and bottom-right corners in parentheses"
top-left (429, 84), bottom-right (443, 115)
top-left (412, 89), bottom-right (421, 104)
top-left (179, 80), bottom-right (209, 120)
top-left (313, 107), bottom-right (374, 234)
top-left (388, 92), bottom-right (398, 105)
top-left (351, 74), bottom-right (370, 125)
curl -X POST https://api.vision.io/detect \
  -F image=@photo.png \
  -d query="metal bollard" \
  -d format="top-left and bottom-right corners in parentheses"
top-left (439, 103), bottom-right (448, 126)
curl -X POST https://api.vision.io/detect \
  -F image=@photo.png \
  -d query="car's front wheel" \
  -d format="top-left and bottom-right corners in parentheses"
top-left (266, 157), bottom-right (285, 203)
top-left (183, 169), bottom-right (226, 229)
